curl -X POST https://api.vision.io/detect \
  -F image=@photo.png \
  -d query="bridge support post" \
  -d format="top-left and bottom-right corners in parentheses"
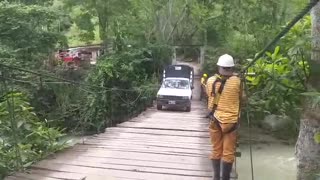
top-left (172, 46), bottom-right (177, 65)
top-left (200, 46), bottom-right (205, 67)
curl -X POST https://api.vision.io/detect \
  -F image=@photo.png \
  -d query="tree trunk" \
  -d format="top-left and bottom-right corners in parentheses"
top-left (94, 0), bottom-right (108, 46)
top-left (296, 1), bottom-right (320, 180)
top-left (296, 112), bottom-right (320, 179)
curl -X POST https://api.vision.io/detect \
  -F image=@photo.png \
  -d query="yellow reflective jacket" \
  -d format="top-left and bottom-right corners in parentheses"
top-left (206, 74), bottom-right (241, 124)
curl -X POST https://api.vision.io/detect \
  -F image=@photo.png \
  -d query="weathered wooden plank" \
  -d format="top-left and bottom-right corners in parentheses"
top-left (120, 121), bottom-right (209, 127)
top-left (38, 153), bottom-right (235, 179)
top-left (45, 155), bottom-right (211, 171)
top-left (30, 169), bottom-right (117, 180)
top-left (71, 148), bottom-right (206, 158)
top-left (117, 123), bottom-right (208, 132)
top-left (4, 176), bottom-right (25, 180)
top-left (82, 140), bottom-right (211, 151)
top-left (91, 134), bottom-right (211, 143)
top-left (99, 130), bottom-right (209, 138)
top-left (91, 137), bottom-right (210, 146)
top-left (132, 112), bottom-right (207, 117)
top-left (128, 117), bottom-right (208, 122)
top-left (84, 140), bottom-right (211, 151)
top-left (126, 122), bottom-right (208, 126)
top-left (91, 136), bottom-right (211, 145)
top-left (86, 139), bottom-right (210, 148)
top-left (36, 159), bottom-right (212, 177)
top-left (73, 145), bottom-right (210, 157)
top-left (30, 169), bottom-right (138, 180)
top-left (130, 111), bottom-right (207, 117)
top-left (14, 173), bottom-right (62, 180)
top-left (105, 127), bottom-right (209, 137)
top-left (89, 138), bottom-right (210, 147)
top-left (76, 143), bottom-right (210, 154)
top-left (70, 148), bottom-right (208, 159)
top-left (128, 116), bottom-right (206, 122)
top-left (95, 132), bottom-right (210, 142)
top-left (112, 125), bottom-right (209, 131)
top-left (47, 150), bottom-right (211, 165)
top-left (126, 121), bottom-right (209, 127)
top-left (132, 118), bottom-right (208, 122)
top-left (31, 163), bottom-right (213, 180)
top-left (15, 170), bottom-right (87, 180)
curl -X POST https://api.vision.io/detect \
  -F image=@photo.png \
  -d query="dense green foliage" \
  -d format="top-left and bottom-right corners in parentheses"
top-left (0, 2), bottom-right (68, 177)
top-left (83, 45), bottom-right (170, 132)
top-left (0, 2), bottom-right (65, 65)
top-left (0, 92), bottom-right (66, 179)
top-left (243, 16), bottom-right (310, 139)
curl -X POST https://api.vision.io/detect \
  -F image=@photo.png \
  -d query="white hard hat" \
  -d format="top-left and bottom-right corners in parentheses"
top-left (217, 54), bottom-right (235, 67)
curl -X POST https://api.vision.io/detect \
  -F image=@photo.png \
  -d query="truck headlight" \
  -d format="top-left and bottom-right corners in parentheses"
top-left (182, 96), bottom-right (189, 100)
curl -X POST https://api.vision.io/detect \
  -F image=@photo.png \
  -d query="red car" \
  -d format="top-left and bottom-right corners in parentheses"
top-left (57, 48), bottom-right (81, 65)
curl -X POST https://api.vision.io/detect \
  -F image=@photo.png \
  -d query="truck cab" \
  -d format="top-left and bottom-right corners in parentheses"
top-left (156, 65), bottom-right (194, 112)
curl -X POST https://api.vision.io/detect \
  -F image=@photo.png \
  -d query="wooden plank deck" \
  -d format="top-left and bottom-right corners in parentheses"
top-left (5, 65), bottom-right (237, 180)
top-left (5, 101), bottom-right (237, 180)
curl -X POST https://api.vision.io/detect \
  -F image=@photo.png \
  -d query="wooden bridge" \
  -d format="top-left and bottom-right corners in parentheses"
top-left (5, 63), bottom-right (237, 180)
top-left (6, 101), bottom-right (217, 180)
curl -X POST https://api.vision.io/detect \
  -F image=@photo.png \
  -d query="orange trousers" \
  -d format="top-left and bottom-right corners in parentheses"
top-left (209, 120), bottom-right (237, 163)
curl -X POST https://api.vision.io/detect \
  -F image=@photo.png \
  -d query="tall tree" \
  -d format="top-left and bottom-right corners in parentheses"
top-left (64, 0), bottom-right (129, 44)
top-left (296, 1), bottom-right (320, 179)
top-left (0, 2), bottom-right (63, 66)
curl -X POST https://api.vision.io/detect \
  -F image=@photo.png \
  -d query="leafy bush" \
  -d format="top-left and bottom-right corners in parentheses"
top-left (82, 45), bottom-right (169, 133)
top-left (0, 92), bottom-right (66, 178)
top-left (246, 46), bottom-right (307, 137)
top-left (243, 16), bottom-right (311, 139)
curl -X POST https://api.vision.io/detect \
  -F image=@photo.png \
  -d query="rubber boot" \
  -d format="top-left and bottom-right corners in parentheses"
top-left (211, 159), bottom-right (221, 180)
top-left (222, 161), bottom-right (233, 180)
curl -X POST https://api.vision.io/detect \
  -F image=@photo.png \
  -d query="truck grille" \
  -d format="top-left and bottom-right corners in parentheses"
top-left (162, 96), bottom-right (184, 100)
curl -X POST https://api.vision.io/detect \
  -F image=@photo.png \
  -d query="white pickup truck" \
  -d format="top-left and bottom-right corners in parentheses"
top-left (156, 65), bottom-right (194, 112)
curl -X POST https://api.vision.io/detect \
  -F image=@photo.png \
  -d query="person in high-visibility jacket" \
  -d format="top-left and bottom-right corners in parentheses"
top-left (201, 73), bottom-right (208, 85)
top-left (200, 73), bottom-right (208, 101)
top-left (206, 54), bottom-right (242, 180)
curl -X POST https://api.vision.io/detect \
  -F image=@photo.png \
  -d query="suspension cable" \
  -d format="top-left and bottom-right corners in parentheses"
top-left (241, 0), bottom-right (319, 73)
top-left (243, 75), bottom-right (255, 180)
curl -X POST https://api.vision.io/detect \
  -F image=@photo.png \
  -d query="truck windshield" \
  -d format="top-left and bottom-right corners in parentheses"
top-left (163, 79), bottom-right (190, 89)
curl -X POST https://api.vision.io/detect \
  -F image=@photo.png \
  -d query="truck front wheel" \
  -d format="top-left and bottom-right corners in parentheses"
top-left (186, 106), bottom-right (191, 112)
top-left (157, 105), bottom-right (162, 110)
